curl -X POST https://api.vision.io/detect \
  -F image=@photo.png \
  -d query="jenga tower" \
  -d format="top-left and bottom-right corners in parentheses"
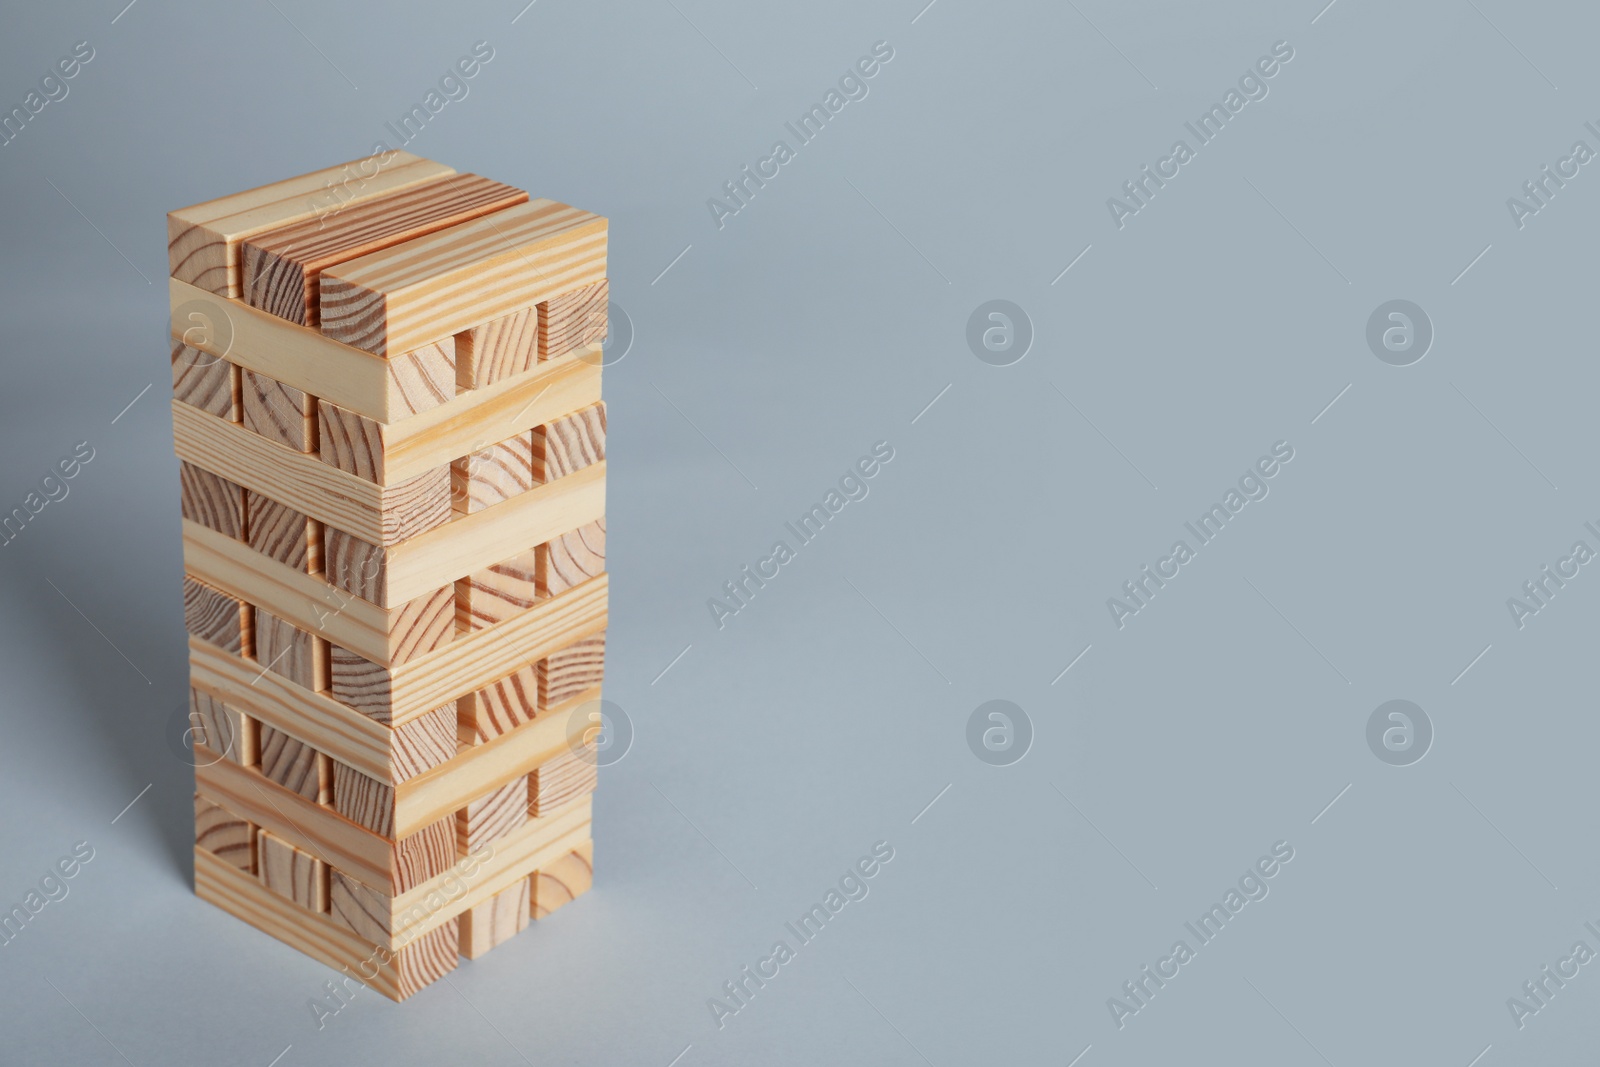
top-left (168, 153), bottom-right (608, 1000)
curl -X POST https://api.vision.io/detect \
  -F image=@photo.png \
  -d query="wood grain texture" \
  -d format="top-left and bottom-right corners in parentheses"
top-left (375, 461), bottom-right (606, 606)
top-left (172, 342), bottom-right (238, 420)
top-left (168, 152), bottom-right (454, 297)
top-left (241, 369), bottom-right (317, 453)
top-left (392, 920), bottom-right (460, 997)
top-left (317, 400), bottom-right (389, 482)
top-left (179, 461), bottom-right (245, 540)
top-left (458, 665), bottom-right (537, 745)
top-left (255, 608), bottom-right (323, 690)
top-left (195, 794), bottom-right (255, 873)
top-left (175, 400), bottom-right (454, 548)
top-left (535, 402), bottom-right (606, 482)
top-left (451, 432), bottom-right (534, 514)
top-left (195, 847), bottom-right (458, 1001)
top-left (540, 278), bottom-right (608, 358)
top-left (171, 278), bottom-right (456, 425)
top-left (320, 199), bottom-right (608, 356)
top-left (532, 839), bottom-right (593, 919)
top-left (242, 174), bottom-right (528, 326)
top-left (529, 749), bottom-right (597, 818)
top-left (456, 306), bottom-right (537, 389)
top-left (393, 685), bottom-right (598, 838)
top-left (257, 828), bottom-right (329, 912)
top-left (457, 777), bottom-right (529, 852)
top-left (332, 762), bottom-right (395, 837)
top-left (394, 817), bottom-right (458, 893)
top-left (456, 549), bottom-right (538, 632)
top-left (184, 520), bottom-right (453, 668)
top-left (245, 491), bottom-right (321, 573)
top-left (189, 687), bottom-right (257, 765)
top-left (323, 528), bottom-right (387, 604)
top-left (459, 879), bottom-right (529, 959)
top-left (539, 632), bottom-right (605, 710)
top-left (538, 519), bottom-right (605, 598)
top-left (183, 574), bottom-right (251, 655)
top-left (258, 723), bottom-right (330, 804)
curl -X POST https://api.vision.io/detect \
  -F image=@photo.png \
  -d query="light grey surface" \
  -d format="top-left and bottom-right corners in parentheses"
top-left (0, 0), bottom-right (1595, 1063)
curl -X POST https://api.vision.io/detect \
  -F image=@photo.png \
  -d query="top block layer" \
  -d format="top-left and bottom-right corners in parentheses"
top-left (168, 152), bottom-right (456, 299)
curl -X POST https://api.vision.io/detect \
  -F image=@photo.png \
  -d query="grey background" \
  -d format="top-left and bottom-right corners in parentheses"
top-left (0, 0), bottom-right (1593, 1063)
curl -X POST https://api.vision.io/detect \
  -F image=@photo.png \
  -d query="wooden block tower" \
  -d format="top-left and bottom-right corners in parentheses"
top-left (169, 153), bottom-right (608, 999)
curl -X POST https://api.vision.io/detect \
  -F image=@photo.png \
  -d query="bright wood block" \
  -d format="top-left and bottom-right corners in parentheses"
top-left (195, 794), bottom-right (255, 874)
top-left (535, 402), bottom-right (605, 482)
top-left (257, 828), bottom-right (329, 912)
top-left (242, 369), bottom-right (317, 453)
top-left (532, 839), bottom-right (593, 919)
top-left (451, 432), bottom-right (534, 513)
top-left (457, 306), bottom-right (538, 389)
top-left (538, 520), bottom-right (605, 598)
top-left (540, 279), bottom-right (608, 358)
top-left (172, 343), bottom-right (238, 420)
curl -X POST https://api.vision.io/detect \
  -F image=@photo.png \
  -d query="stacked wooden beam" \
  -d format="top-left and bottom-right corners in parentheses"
top-left (170, 153), bottom-right (608, 1000)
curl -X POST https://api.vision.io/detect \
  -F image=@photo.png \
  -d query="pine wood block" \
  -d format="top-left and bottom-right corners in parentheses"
top-left (456, 549), bottom-right (538, 632)
top-left (168, 151), bottom-right (455, 298)
top-left (195, 794), bottom-right (254, 874)
top-left (395, 686), bottom-right (599, 838)
top-left (175, 401), bottom-right (454, 548)
top-left (186, 520), bottom-right (454, 668)
top-left (538, 519), bottom-right (605, 598)
top-left (245, 491), bottom-right (321, 573)
top-left (255, 608), bottom-right (324, 690)
top-left (327, 797), bottom-right (589, 948)
top-left (530, 749), bottom-right (597, 817)
top-left (540, 279), bottom-right (608, 358)
top-left (179, 461), bottom-right (244, 540)
top-left (183, 574), bottom-right (251, 655)
top-left (258, 723), bottom-right (330, 804)
top-left (539, 632), bottom-right (605, 710)
top-left (457, 306), bottom-right (538, 389)
top-left (316, 347), bottom-right (457, 486)
top-left (535, 402), bottom-right (605, 482)
top-left (242, 174), bottom-right (528, 326)
top-left (196, 846), bottom-right (461, 1001)
top-left (320, 199), bottom-right (608, 357)
top-left (451, 433), bottom-right (534, 514)
top-left (457, 778), bottom-right (529, 852)
top-left (171, 278), bottom-right (463, 425)
top-left (242, 369), bottom-right (317, 453)
top-left (257, 828), bottom-right (329, 912)
top-left (332, 762), bottom-right (396, 837)
top-left (172, 342), bottom-right (238, 420)
top-left (327, 708), bottom-right (456, 832)
top-left (459, 880), bottom-right (529, 959)
top-left (458, 665), bottom-right (538, 745)
top-left (532, 839), bottom-right (593, 919)
top-left (189, 687), bottom-right (257, 765)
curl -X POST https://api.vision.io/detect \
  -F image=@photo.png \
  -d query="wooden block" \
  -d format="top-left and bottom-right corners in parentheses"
top-left (534, 402), bottom-right (605, 482)
top-left (255, 608), bottom-right (324, 690)
top-left (179, 461), bottom-right (245, 540)
top-left (532, 839), bottom-right (593, 919)
top-left (324, 528), bottom-right (387, 604)
top-left (451, 433), bottom-right (534, 514)
top-left (167, 152), bottom-right (455, 297)
top-left (242, 369), bottom-right (317, 453)
top-left (457, 778), bottom-right (529, 852)
top-left (175, 401), bottom-right (454, 547)
top-left (540, 278), bottom-right (608, 358)
top-left (241, 174), bottom-right (528, 326)
top-left (459, 665), bottom-right (538, 745)
top-left (459, 880), bottom-right (529, 959)
top-left (395, 920), bottom-right (460, 996)
top-left (538, 519), bottom-right (605, 598)
top-left (195, 794), bottom-right (254, 873)
top-left (171, 277), bottom-right (459, 425)
top-left (183, 574), bottom-right (251, 655)
top-left (329, 646), bottom-right (393, 721)
top-left (172, 342), bottom-right (238, 420)
top-left (320, 199), bottom-right (608, 356)
top-left (539, 632), bottom-right (605, 710)
top-left (529, 749), bottom-right (597, 817)
top-left (258, 723), bottom-right (330, 804)
top-left (457, 306), bottom-right (538, 389)
top-left (189, 687), bottom-right (257, 765)
top-left (257, 828), bottom-right (329, 912)
top-left (456, 549), bottom-right (538, 632)
top-left (245, 491), bottom-right (321, 573)
top-left (316, 346), bottom-right (462, 481)
top-left (396, 817), bottom-right (458, 890)
top-left (333, 763), bottom-right (396, 837)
